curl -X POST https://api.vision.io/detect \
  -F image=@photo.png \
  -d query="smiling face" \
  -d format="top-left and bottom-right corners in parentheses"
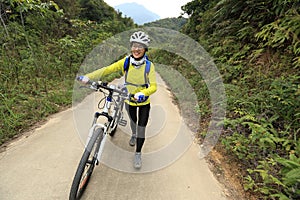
top-left (131, 42), bottom-right (146, 59)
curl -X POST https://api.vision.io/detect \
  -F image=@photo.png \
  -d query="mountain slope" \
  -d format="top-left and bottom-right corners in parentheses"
top-left (143, 17), bottom-right (187, 31)
top-left (115, 2), bottom-right (160, 25)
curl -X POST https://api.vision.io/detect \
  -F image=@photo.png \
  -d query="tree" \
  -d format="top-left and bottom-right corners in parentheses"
top-left (78, 0), bottom-right (114, 22)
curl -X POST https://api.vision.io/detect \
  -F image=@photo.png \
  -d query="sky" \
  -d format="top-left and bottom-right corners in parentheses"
top-left (104, 0), bottom-right (192, 18)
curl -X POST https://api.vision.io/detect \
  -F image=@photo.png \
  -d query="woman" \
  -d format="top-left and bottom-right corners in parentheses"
top-left (78, 31), bottom-right (157, 169)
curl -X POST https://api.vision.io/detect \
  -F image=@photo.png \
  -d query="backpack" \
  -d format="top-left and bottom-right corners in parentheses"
top-left (123, 56), bottom-right (151, 88)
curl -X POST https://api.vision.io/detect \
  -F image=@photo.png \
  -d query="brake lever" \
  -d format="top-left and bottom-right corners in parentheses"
top-left (79, 85), bottom-right (90, 89)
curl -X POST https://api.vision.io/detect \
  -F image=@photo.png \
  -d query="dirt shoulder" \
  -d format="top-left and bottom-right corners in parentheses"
top-left (207, 147), bottom-right (258, 200)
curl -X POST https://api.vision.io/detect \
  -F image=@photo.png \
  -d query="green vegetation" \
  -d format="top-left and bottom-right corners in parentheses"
top-left (143, 17), bottom-right (187, 31)
top-left (0, 0), bottom-right (135, 144)
top-left (178, 0), bottom-right (299, 199)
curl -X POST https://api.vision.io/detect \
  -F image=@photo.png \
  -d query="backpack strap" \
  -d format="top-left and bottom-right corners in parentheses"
top-left (143, 59), bottom-right (151, 88)
top-left (124, 56), bottom-right (130, 85)
top-left (124, 56), bottom-right (130, 73)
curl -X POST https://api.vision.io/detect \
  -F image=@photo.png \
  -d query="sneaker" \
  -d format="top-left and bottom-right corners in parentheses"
top-left (129, 135), bottom-right (136, 146)
top-left (134, 152), bottom-right (142, 169)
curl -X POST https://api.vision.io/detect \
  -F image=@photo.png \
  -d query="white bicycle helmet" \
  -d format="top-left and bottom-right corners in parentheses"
top-left (130, 31), bottom-right (150, 48)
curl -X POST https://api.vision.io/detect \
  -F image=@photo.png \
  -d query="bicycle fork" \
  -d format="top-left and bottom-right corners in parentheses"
top-left (85, 111), bottom-right (112, 164)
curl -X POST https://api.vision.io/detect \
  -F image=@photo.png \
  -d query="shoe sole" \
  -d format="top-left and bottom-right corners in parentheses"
top-left (134, 164), bottom-right (141, 169)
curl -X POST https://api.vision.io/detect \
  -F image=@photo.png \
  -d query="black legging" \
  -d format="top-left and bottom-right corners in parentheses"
top-left (125, 103), bottom-right (151, 152)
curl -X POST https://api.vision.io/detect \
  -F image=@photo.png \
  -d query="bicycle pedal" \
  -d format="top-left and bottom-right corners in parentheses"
top-left (119, 119), bottom-right (127, 126)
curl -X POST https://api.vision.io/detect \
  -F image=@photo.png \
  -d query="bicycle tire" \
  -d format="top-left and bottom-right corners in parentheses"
top-left (109, 109), bottom-right (121, 137)
top-left (69, 128), bottom-right (104, 200)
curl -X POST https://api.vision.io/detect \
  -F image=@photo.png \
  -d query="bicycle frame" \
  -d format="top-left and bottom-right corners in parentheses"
top-left (85, 82), bottom-right (128, 162)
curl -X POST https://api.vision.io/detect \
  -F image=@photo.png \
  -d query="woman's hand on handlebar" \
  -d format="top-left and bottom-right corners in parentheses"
top-left (77, 75), bottom-right (90, 84)
top-left (134, 92), bottom-right (146, 103)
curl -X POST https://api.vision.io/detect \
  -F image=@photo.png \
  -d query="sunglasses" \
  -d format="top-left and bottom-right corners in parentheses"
top-left (131, 43), bottom-right (145, 50)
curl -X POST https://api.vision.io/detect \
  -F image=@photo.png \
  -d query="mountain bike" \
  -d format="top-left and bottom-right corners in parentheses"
top-left (69, 81), bottom-right (130, 200)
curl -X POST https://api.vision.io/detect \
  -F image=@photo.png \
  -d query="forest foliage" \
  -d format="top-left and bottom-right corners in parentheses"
top-left (180, 0), bottom-right (300, 199)
top-left (0, 0), bottom-right (135, 143)
top-left (143, 17), bottom-right (188, 31)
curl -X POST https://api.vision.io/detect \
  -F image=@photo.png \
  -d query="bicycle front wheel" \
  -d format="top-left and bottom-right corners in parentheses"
top-left (69, 128), bottom-right (104, 200)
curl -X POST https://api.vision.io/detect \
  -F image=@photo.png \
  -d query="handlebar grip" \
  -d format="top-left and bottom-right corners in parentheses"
top-left (102, 82), bottom-right (108, 86)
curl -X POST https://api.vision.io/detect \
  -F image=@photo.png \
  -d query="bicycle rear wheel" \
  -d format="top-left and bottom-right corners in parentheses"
top-left (69, 128), bottom-right (104, 200)
top-left (109, 109), bottom-right (121, 137)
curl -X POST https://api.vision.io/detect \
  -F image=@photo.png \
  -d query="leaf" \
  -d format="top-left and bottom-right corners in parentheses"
top-left (283, 168), bottom-right (300, 185)
top-left (276, 158), bottom-right (300, 169)
top-left (270, 193), bottom-right (290, 200)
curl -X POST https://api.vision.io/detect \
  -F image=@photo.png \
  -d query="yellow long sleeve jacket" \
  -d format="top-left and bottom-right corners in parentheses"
top-left (85, 56), bottom-right (157, 106)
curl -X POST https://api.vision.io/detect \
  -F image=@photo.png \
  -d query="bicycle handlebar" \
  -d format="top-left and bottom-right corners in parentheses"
top-left (77, 78), bottom-right (135, 101)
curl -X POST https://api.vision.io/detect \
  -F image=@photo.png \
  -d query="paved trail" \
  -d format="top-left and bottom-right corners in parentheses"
top-left (0, 77), bottom-right (227, 200)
